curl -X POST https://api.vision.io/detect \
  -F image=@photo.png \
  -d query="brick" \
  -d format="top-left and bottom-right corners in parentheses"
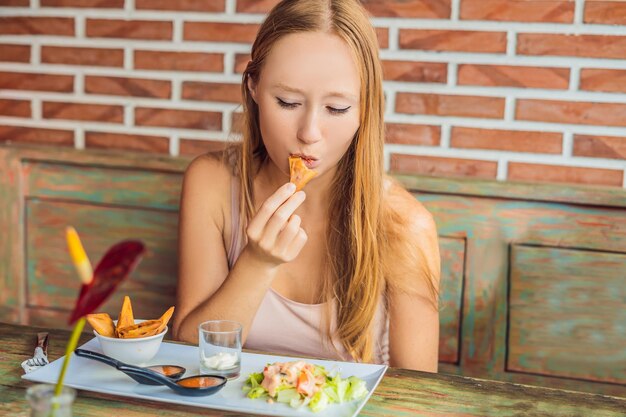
top-left (516, 99), bottom-right (626, 127)
top-left (134, 50), bottom-right (223, 72)
top-left (451, 127), bottom-right (562, 154)
top-left (235, 0), bottom-right (280, 12)
top-left (179, 139), bottom-right (230, 156)
top-left (182, 82), bottom-right (241, 103)
top-left (85, 131), bottom-right (170, 154)
top-left (135, 107), bottom-right (222, 131)
top-left (43, 102), bottom-right (124, 123)
top-left (385, 123), bottom-right (440, 146)
top-left (508, 162), bottom-right (623, 187)
top-left (382, 61), bottom-right (447, 83)
top-left (136, 0), bottom-right (225, 12)
top-left (0, 71), bottom-right (73, 92)
top-left (461, 0), bottom-right (574, 23)
top-left (184, 22), bottom-right (259, 43)
top-left (234, 53), bottom-right (250, 74)
top-left (42, 46), bottom-right (124, 67)
top-left (85, 76), bottom-right (171, 99)
top-left (573, 135), bottom-right (626, 160)
top-left (0, 17), bottom-right (74, 36)
top-left (87, 19), bottom-right (172, 40)
top-left (584, 1), bottom-right (626, 25)
top-left (396, 93), bottom-right (505, 119)
top-left (231, 112), bottom-right (244, 134)
top-left (390, 153), bottom-right (498, 179)
top-left (0, 125), bottom-right (74, 146)
top-left (458, 64), bottom-right (569, 89)
top-left (362, 0), bottom-right (451, 18)
top-left (517, 33), bottom-right (626, 59)
top-left (0, 44), bottom-right (30, 62)
top-left (41, 0), bottom-right (124, 7)
top-left (400, 30), bottom-right (507, 53)
top-left (0, 99), bottom-right (30, 118)
top-left (580, 69), bottom-right (626, 94)
top-left (376, 27), bottom-right (389, 49)
top-left (0, 0), bottom-right (29, 6)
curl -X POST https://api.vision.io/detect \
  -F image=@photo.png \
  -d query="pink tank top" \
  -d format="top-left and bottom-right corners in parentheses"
top-left (227, 177), bottom-right (390, 364)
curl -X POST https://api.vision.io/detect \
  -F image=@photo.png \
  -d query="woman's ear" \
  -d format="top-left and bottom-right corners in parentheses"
top-left (247, 71), bottom-right (258, 103)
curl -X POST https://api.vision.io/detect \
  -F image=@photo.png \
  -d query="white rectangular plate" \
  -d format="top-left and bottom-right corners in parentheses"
top-left (22, 338), bottom-right (387, 417)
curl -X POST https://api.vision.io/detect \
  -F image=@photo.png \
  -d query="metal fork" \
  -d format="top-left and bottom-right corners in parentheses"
top-left (21, 332), bottom-right (49, 373)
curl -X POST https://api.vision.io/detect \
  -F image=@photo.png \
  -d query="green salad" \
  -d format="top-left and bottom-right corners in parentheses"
top-left (242, 360), bottom-right (368, 412)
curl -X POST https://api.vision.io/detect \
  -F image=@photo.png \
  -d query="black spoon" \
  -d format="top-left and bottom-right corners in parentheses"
top-left (74, 349), bottom-right (186, 386)
top-left (116, 364), bottom-right (227, 397)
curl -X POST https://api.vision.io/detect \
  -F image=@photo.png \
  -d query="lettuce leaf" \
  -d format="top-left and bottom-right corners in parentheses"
top-left (242, 363), bottom-right (368, 412)
top-left (345, 376), bottom-right (368, 401)
top-left (309, 390), bottom-right (330, 413)
top-left (276, 388), bottom-right (300, 404)
top-left (246, 386), bottom-right (267, 399)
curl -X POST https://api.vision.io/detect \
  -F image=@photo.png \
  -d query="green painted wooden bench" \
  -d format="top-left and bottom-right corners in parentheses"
top-left (1, 144), bottom-right (624, 398)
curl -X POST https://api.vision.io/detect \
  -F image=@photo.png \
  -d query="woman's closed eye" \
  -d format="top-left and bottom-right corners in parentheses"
top-left (327, 105), bottom-right (351, 115)
top-left (276, 97), bottom-right (299, 109)
top-left (276, 98), bottom-right (351, 116)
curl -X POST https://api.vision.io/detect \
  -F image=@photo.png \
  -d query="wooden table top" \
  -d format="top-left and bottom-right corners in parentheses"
top-left (2, 322), bottom-right (625, 416)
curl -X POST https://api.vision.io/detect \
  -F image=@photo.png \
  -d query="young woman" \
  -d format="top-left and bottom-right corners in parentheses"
top-left (173, 0), bottom-right (441, 372)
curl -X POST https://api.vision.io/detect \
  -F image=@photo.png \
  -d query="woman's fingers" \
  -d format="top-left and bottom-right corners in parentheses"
top-left (262, 191), bottom-right (306, 242)
top-left (274, 216), bottom-right (308, 263)
top-left (244, 182), bottom-right (309, 265)
top-left (246, 182), bottom-right (295, 240)
top-left (284, 228), bottom-right (308, 261)
top-left (274, 214), bottom-right (301, 250)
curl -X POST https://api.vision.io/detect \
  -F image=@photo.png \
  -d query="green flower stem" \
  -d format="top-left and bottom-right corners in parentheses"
top-left (49, 317), bottom-right (86, 416)
top-left (55, 317), bottom-right (85, 396)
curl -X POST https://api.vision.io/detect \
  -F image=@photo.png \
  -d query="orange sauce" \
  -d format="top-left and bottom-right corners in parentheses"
top-left (148, 365), bottom-right (183, 376)
top-left (177, 376), bottom-right (223, 388)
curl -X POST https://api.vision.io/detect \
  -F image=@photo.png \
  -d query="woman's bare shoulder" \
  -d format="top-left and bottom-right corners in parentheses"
top-left (182, 152), bottom-right (235, 227)
top-left (382, 175), bottom-right (441, 295)
top-left (383, 176), bottom-right (436, 234)
top-left (185, 152), bottom-right (232, 180)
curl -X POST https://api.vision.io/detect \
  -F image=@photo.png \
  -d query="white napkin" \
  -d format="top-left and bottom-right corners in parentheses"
top-left (21, 347), bottom-right (49, 374)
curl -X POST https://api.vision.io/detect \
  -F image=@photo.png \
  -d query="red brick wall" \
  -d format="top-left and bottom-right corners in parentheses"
top-left (1, 0), bottom-right (625, 187)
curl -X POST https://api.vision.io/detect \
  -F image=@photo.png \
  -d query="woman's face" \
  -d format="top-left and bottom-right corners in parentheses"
top-left (249, 31), bottom-right (361, 181)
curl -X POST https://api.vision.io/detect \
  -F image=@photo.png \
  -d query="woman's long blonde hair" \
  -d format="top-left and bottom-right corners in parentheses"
top-left (237, 0), bottom-right (434, 362)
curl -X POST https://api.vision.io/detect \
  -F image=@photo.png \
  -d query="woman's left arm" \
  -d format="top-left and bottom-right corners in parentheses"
top-left (387, 197), bottom-right (441, 372)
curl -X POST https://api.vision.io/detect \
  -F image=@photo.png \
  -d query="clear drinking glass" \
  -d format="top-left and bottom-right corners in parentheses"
top-left (26, 384), bottom-right (76, 417)
top-left (198, 320), bottom-right (242, 379)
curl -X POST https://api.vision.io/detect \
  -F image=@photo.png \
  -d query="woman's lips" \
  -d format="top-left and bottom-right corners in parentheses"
top-left (292, 154), bottom-right (320, 169)
top-left (303, 159), bottom-right (320, 169)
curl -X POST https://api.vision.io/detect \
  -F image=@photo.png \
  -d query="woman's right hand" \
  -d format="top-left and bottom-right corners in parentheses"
top-left (245, 182), bottom-right (308, 266)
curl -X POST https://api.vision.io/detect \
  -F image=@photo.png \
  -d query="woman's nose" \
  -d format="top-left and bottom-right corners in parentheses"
top-left (296, 110), bottom-right (322, 144)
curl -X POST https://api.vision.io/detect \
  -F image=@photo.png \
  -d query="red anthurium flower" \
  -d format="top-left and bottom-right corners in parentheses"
top-left (68, 240), bottom-right (145, 324)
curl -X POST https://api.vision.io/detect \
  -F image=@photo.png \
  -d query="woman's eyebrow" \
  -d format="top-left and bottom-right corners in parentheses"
top-left (272, 82), bottom-right (358, 102)
top-left (272, 82), bottom-right (303, 94)
top-left (326, 91), bottom-right (358, 102)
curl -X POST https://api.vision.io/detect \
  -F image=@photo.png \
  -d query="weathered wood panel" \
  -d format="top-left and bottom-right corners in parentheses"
top-left (0, 149), bottom-right (25, 323)
top-left (25, 199), bottom-right (178, 328)
top-left (438, 236), bottom-right (465, 364)
top-left (508, 245), bottom-right (626, 384)
top-left (396, 174), bottom-right (626, 208)
top-left (415, 192), bottom-right (626, 396)
top-left (23, 161), bottom-right (182, 210)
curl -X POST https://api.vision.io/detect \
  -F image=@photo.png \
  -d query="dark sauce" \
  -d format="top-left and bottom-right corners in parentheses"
top-left (177, 376), bottom-right (223, 388)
